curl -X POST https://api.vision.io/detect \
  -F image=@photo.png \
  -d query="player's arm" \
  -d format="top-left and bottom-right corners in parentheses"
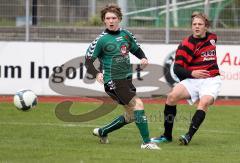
top-left (173, 43), bottom-right (194, 80)
top-left (132, 47), bottom-right (148, 69)
top-left (132, 48), bottom-right (148, 69)
top-left (85, 56), bottom-right (100, 78)
top-left (125, 29), bottom-right (148, 68)
top-left (174, 64), bottom-right (210, 80)
top-left (174, 42), bottom-right (212, 80)
top-left (85, 39), bottom-right (102, 78)
top-left (173, 63), bottom-right (192, 81)
top-left (123, 29), bottom-right (146, 59)
top-left (132, 48), bottom-right (147, 59)
top-left (85, 56), bottom-right (104, 83)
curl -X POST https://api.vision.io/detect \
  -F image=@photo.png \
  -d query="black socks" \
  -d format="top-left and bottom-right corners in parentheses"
top-left (187, 109), bottom-right (206, 139)
top-left (163, 104), bottom-right (177, 140)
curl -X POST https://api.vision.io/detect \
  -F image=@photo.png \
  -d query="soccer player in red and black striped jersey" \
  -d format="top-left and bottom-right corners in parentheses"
top-left (151, 12), bottom-right (222, 145)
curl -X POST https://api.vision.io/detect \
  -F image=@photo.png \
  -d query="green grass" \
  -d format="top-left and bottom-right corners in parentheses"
top-left (0, 102), bottom-right (239, 163)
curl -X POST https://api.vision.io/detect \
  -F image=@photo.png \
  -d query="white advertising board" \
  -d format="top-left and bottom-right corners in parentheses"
top-left (0, 42), bottom-right (239, 97)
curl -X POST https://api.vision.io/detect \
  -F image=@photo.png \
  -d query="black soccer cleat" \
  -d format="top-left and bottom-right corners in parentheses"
top-left (179, 134), bottom-right (191, 145)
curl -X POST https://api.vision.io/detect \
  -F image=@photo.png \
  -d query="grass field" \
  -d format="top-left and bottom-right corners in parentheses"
top-left (0, 101), bottom-right (239, 163)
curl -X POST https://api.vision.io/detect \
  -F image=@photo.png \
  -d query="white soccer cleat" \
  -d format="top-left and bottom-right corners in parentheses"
top-left (93, 128), bottom-right (109, 144)
top-left (141, 142), bottom-right (161, 150)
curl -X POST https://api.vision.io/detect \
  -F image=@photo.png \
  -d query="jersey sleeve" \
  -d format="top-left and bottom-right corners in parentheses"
top-left (85, 37), bottom-right (103, 61)
top-left (85, 33), bottom-right (105, 78)
top-left (173, 38), bottom-right (195, 80)
top-left (173, 63), bottom-right (192, 80)
top-left (174, 39), bottom-right (194, 69)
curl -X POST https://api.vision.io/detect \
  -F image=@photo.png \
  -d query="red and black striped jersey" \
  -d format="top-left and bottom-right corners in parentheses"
top-left (174, 32), bottom-right (220, 80)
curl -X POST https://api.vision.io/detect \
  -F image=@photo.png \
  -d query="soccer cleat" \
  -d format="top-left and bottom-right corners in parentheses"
top-left (93, 128), bottom-right (109, 144)
top-left (179, 134), bottom-right (191, 145)
top-left (141, 142), bottom-right (161, 150)
top-left (150, 135), bottom-right (172, 143)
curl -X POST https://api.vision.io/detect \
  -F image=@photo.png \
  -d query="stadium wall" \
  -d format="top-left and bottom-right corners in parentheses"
top-left (0, 41), bottom-right (239, 97)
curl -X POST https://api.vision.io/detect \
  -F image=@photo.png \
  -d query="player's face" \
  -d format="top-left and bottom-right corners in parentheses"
top-left (104, 12), bottom-right (121, 31)
top-left (192, 17), bottom-right (207, 38)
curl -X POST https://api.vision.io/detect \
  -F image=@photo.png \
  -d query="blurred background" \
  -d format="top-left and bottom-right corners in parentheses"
top-left (0, 0), bottom-right (239, 44)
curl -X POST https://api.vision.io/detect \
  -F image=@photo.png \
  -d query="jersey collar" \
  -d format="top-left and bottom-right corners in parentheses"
top-left (105, 28), bottom-right (121, 35)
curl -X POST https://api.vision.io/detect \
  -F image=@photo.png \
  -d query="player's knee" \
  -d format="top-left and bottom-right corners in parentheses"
top-left (198, 96), bottom-right (214, 110)
top-left (198, 101), bottom-right (211, 111)
top-left (124, 112), bottom-right (134, 123)
top-left (128, 97), bottom-right (144, 109)
top-left (135, 98), bottom-right (143, 109)
top-left (166, 93), bottom-right (178, 105)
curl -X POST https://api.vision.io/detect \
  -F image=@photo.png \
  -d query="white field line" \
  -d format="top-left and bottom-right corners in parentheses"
top-left (0, 121), bottom-right (239, 135)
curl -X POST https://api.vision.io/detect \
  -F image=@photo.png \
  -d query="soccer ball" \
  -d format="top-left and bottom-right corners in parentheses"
top-left (13, 89), bottom-right (38, 111)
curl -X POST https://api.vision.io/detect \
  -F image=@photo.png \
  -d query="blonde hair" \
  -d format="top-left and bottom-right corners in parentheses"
top-left (100, 4), bottom-right (122, 22)
top-left (191, 11), bottom-right (210, 28)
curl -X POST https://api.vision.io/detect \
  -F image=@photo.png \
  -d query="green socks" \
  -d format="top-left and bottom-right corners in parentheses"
top-left (134, 110), bottom-right (150, 143)
top-left (99, 111), bottom-right (151, 144)
top-left (99, 115), bottom-right (127, 136)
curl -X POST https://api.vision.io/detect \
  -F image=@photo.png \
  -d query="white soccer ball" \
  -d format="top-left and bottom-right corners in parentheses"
top-left (13, 89), bottom-right (38, 111)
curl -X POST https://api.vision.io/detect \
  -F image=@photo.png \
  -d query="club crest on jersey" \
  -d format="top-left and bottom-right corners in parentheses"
top-left (120, 44), bottom-right (129, 56)
top-left (210, 39), bottom-right (216, 46)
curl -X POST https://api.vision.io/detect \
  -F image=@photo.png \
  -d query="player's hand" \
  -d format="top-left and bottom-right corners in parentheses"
top-left (140, 58), bottom-right (148, 69)
top-left (191, 70), bottom-right (210, 78)
top-left (96, 73), bottom-right (104, 84)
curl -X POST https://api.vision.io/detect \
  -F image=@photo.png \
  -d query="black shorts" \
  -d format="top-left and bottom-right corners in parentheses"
top-left (104, 79), bottom-right (136, 105)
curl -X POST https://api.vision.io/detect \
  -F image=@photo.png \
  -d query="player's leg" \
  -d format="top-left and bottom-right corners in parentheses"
top-left (128, 97), bottom-right (150, 143)
top-left (94, 79), bottom-right (159, 149)
top-left (93, 80), bottom-right (129, 143)
top-left (117, 79), bottom-right (153, 145)
top-left (179, 76), bottom-right (222, 145)
top-left (94, 105), bottom-right (136, 140)
top-left (179, 95), bottom-right (212, 145)
top-left (93, 115), bottom-right (129, 143)
top-left (127, 97), bottom-right (160, 150)
top-left (123, 105), bottom-right (135, 123)
top-left (151, 83), bottom-right (190, 143)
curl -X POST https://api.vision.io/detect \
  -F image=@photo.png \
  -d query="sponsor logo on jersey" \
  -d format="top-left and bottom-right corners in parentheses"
top-left (201, 50), bottom-right (216, 61)
top-left (116, 36), bottom-right (123, 42)
top-left (203, 57), bottom-right (215, 61)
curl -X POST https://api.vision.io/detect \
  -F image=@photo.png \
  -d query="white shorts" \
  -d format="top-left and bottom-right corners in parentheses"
top-left (180, 76), bottom-right (222, 105)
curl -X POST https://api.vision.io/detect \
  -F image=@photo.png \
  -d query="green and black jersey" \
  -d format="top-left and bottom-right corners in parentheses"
top-left (86, 28), bottom-right (146, 84)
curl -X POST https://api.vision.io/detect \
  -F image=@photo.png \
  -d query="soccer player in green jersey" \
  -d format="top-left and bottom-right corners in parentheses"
top-left (85, 4), bottom-right (160, 150)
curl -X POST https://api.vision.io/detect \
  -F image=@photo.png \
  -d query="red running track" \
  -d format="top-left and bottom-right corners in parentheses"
top-left (1, 95), bottom-right (240, 106)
